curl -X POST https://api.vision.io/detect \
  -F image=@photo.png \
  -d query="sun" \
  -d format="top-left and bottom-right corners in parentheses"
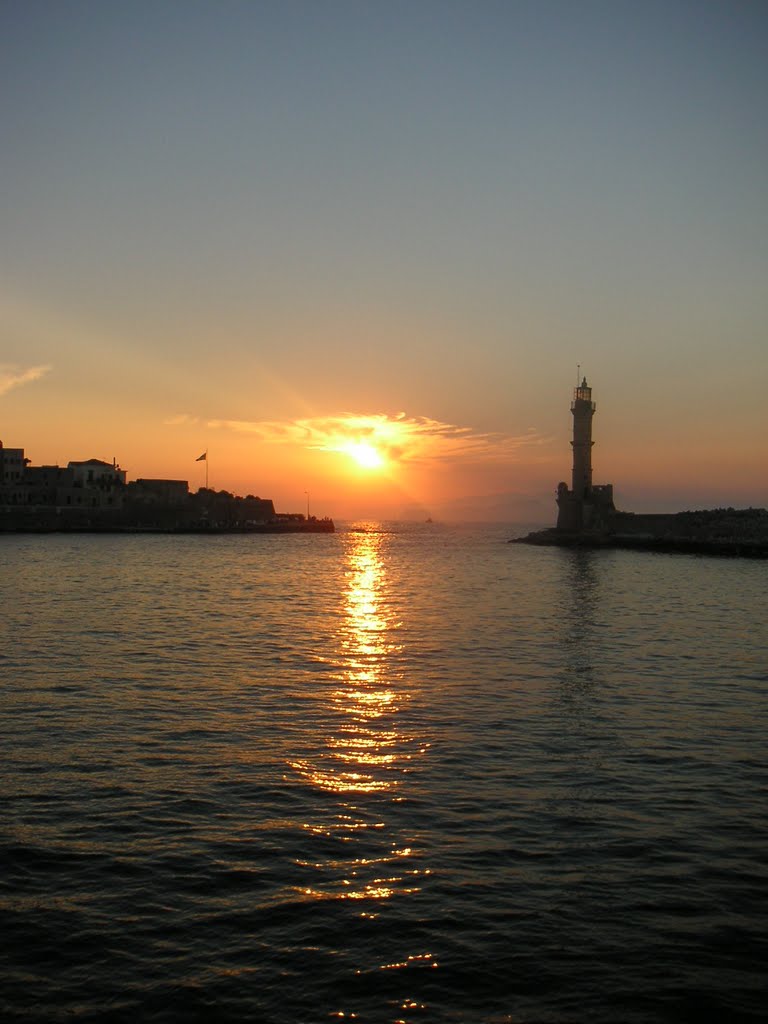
top-left (344, 441), bottom-right (385, 470)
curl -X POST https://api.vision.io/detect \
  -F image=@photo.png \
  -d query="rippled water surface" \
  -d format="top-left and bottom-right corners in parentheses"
top-left (2, 523), bottom-right (766, 1022)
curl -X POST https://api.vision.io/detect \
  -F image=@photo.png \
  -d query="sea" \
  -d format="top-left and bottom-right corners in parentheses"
top-left (1, 522), bottom-right (766, 1024)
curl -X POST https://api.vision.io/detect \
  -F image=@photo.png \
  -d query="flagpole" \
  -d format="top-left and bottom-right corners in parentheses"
top-left (195, 450), bottom-right (209, 490)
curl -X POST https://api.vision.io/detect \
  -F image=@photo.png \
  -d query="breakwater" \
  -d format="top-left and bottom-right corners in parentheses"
top-left (512, 508), bottom-right (768, 558)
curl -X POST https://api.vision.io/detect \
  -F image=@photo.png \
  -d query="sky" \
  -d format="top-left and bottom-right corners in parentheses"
top-left (1, 0), bottom-right (766, 521)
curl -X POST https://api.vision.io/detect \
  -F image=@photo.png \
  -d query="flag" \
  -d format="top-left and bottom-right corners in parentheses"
top-left (196, 451), bottom-right (207, 462)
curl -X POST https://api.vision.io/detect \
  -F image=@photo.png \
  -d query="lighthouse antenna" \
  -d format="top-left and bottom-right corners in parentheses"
top-left (576, 363), bottom-right (580, 386)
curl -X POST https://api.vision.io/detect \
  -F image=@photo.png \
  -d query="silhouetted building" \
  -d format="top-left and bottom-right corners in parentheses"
top-left (58, 458), bottom-right (127, 509)
top-left (130, 479), bottom-right (189, 503)
top-left (556, 378), bottom-right (614, 532)
top-left (0, 448), bottom-right (126, 512)
top-left (68, 458), bottom-right (127, 487)
top-left (1, 441), bottom-right (332, 533)
top-left (0, 442), bottom-right (27, 487)
top-left (23, 465), bottom-right (75, 505)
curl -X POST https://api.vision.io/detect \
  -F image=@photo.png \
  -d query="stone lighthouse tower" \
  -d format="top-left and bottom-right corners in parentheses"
top-left (556, 376), bottom-right (614, 532)
top-left (570, 377), bottom-right (595, 499)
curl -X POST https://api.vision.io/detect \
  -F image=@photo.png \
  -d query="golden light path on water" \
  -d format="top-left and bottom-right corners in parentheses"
top-left (290, 527), bottom-right (433, 947)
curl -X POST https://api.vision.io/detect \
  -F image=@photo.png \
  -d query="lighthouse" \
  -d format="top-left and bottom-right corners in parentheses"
top-left (556, 376), bottom-right (614, 532)
top-left (570, 377), bottom-right (595, 499)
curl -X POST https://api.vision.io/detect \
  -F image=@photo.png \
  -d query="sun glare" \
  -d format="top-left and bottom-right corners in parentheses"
top-left (345, 442), bottom-right (384, 470)
top-left (319, 416), bottom-right (412, 471)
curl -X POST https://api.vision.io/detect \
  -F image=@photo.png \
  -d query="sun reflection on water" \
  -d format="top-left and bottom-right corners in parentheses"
top-left (290, 526), bottom-right (431, 909)
top-left (291, 528), bottom-right (417, 801)
top-left (288, 528), bottom-right (436, 1020)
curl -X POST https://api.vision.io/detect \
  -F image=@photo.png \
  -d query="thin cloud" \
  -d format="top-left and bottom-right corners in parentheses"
top-left (0, 364), bottom-right (51, 396)
top-left (164, 413), bottom-right (200, 426)
top-left (207, 412), bottom-right (548, 464)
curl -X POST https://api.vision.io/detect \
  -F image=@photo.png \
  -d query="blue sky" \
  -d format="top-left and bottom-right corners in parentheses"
top-left (1, 1), bottom-right (766, 517)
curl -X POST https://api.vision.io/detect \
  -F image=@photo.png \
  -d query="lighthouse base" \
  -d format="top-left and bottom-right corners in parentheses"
top-left (556, 482), bottom-right (615, 533)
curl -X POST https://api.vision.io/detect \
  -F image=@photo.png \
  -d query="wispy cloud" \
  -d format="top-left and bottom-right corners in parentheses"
top-left (206, 412), bottom-right (547, 464)
top-left (163, 413), bottom-right (200, 427)
top-left (0, 364), bottom-right (51, 397)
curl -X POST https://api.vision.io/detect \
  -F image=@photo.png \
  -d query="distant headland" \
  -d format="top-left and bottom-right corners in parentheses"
top-left (0, 443), bottom-right (333, 534)
top-left (512, 378), bottom-right (767, 558)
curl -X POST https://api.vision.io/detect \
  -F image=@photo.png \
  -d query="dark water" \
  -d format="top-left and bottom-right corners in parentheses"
top-left (1, 523), bottom-right (766, 1023)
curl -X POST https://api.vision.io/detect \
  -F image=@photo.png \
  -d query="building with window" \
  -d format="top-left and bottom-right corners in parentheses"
top-left (0, 443), bottom-right (27, 484)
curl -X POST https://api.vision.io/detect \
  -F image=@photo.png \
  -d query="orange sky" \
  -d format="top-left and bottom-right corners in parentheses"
top-left (2, 4), bottom-right (766, 521)
top-left (3, 364), bottom-right (765, 522)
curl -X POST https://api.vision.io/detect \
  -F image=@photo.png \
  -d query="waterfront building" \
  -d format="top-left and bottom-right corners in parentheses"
top-left (0, 442), bottom-right (321, 533)
top-left (0, 448), bottom-right (126, 511)
top-left (130, 479), bottom-right (190, 503)
top-left (0, 442), bottom-right (27, 485)
top-left (23, 465), bottom-right (76, 506)
top-left (68, 458), bottom-right (127, 487)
